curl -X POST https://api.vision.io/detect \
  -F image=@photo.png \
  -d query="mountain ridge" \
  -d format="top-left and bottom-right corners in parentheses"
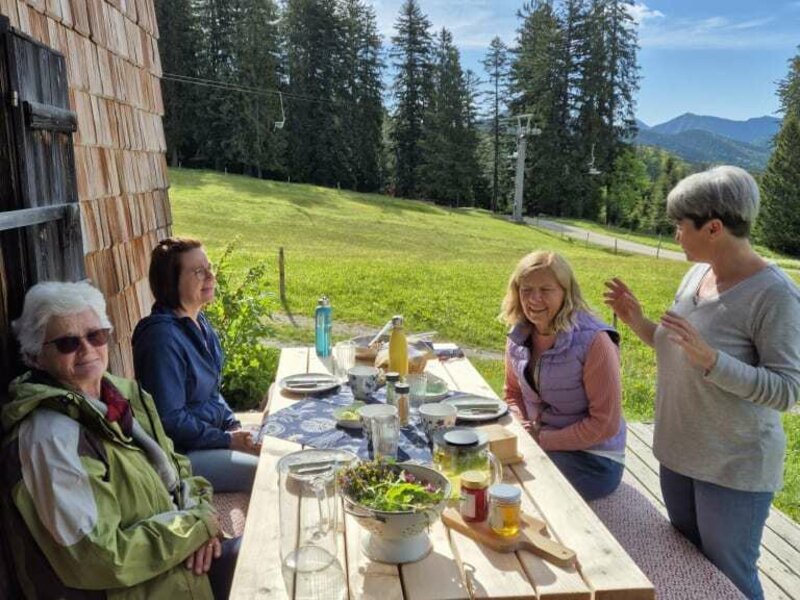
top-left (634, 112), bottom-right (780, 171)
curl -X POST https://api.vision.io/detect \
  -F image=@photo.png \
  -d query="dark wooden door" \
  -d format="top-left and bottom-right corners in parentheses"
top-left (0, 15), bottom-right (84, 395)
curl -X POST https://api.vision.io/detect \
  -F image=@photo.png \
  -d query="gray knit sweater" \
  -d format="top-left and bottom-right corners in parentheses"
top-left (653, 263), bottom-right (800, 492)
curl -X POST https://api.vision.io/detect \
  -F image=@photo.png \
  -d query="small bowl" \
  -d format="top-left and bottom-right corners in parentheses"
top-left (333, 402), bottom-right (366, 429)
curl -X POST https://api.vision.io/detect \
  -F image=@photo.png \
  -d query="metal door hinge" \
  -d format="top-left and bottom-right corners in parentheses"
top-left (9, 90), bottom-right (18, 107)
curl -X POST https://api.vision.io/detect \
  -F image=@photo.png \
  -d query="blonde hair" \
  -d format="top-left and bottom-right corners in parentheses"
top-left (499, 251), bottom-right (590, 333)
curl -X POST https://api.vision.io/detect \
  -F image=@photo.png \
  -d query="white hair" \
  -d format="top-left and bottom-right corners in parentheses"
top-left (12, 281), bottom-right (113, 367)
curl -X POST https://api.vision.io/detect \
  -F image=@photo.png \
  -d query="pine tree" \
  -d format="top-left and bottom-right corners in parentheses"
top-left (778, 46), bottom-right (800, 118)
top-left (606, 147), bottom-right (649, 227)
top-left (390, 0), bottom-right (433, 198)
top-left (575, 0), bottom-right (639, 217)
top-left (482, 36), bottom-right (511, 212)
top-left (193, 0), bottom-right (241, 170)
top-left (758, 48), bottom-right (800, 254)
top-left (339, 0), bottom-right (384, 192)
top-left (230, 0), bottom-right (283, 178)
top-left (420, 28), bottom-right (474, 204)
top-left (760, 114), bottom-right (800, 255)
top-left (155, 0), bottom-right (202, 166)
top-left (284, 0), bottom-right (346, 186)
top-left (510, 1), bottom-right (570, 216)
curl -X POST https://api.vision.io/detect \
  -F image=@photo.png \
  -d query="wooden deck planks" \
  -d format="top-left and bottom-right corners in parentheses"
top-left (624, 422), bottom-right (800, 600)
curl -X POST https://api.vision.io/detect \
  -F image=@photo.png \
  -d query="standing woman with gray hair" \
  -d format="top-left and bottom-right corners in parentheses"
top-left (604, 166), bottom-right (800, 599)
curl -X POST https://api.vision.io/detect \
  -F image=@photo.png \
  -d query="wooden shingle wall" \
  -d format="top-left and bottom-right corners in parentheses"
top-left (0, 0), bottom-right (170, 377)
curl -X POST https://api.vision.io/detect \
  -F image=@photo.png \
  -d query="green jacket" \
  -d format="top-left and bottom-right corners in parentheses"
top-left (1, 372), bottom-right (219, 599)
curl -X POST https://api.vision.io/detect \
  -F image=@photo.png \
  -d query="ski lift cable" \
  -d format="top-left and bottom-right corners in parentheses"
top-left (162, 72), bottom-right (344, 107)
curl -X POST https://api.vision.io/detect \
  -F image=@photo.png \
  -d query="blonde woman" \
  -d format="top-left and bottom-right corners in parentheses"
top-left (502, 251), bottom-right (625, 500)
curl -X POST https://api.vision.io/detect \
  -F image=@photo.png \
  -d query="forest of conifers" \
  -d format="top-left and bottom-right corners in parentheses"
top-left (157, 0), bottom-right (800, 252)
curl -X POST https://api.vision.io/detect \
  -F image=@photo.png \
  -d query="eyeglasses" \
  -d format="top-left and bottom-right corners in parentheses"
top-left (189, 264), bottom-right (216, 282)
top-left (44, 328), bottom-right (111, 354)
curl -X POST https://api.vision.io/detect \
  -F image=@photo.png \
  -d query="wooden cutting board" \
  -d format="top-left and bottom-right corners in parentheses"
top-left (442, 507), bottom-right (576, 567)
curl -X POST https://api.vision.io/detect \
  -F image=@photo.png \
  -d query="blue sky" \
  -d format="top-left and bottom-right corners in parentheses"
top-left (371, 0), bottom-right (800, 125)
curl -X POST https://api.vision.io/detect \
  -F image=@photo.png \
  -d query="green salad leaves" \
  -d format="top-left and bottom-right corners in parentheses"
top-left (339, 461), bottom-right (445, 512)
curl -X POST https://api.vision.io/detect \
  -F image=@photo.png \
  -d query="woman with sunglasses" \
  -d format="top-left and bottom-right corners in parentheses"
top-left (133, 237), bottom-right (259, 494)
top-left (2, 281), bottom-right (238, 599)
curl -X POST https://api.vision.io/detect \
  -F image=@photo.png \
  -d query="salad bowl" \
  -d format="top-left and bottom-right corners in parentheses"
top-left (339, 461), bottom-right (451, 564)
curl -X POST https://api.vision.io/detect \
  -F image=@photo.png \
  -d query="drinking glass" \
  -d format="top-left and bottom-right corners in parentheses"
top-left (407, 373), bottom-right (428, 415)
top-left (333, 341), bottom-right (357, 382)
top-left (370, 407), bottom-right (400, 460)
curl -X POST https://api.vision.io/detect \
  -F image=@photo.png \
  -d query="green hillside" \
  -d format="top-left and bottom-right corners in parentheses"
top-left (169, 168), bottom-right (798, 520)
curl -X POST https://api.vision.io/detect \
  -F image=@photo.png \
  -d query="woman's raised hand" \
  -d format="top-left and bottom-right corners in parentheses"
top-left (603, 278), bottom-right (643, 326)
top-left (660, 311), bottom-right (718, 371)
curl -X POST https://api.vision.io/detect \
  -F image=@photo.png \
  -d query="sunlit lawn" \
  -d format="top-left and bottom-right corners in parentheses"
top-left (170, 167), bottom-right (798, 521)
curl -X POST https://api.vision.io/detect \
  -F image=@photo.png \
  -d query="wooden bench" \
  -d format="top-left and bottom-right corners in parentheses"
top-left (211, 409), bottom-right (267, 538)
top-left (603, 422), bottom-right (800, 600)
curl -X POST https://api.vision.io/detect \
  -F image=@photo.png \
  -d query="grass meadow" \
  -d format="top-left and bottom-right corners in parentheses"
top-left (169, 168), bottom-right (798, 521)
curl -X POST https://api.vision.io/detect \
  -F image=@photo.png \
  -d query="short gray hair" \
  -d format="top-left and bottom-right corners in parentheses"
top-left (12, 281), bottom-right (113, 366)
top-left (666, 165), bottom-right (760, 238)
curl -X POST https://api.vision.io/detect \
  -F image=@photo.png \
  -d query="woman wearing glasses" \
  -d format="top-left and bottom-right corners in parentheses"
top-left (2, 281), bottom-right (237, 598)
top-left (133, 237), bottom-right (259, 493)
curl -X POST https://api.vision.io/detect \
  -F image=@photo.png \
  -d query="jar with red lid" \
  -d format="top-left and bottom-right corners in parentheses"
top-left (459, 470), bottom-right (489, 522)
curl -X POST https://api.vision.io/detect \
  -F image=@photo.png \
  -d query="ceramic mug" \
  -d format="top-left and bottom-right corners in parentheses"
top-left (348, 365), bottom-right (380, 400)
top-left (419, 402), bottom-right (457, 439)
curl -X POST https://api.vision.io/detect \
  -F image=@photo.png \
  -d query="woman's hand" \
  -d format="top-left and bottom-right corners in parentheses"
top-left (230, 430), bottom-right (261, 455)
top-left (185, 536), bottom-right (222, 575)
top-left (604, 277), bottom-right (658, 347)
top-left (603, 278), bottom-right (643, 326)
top-left (660, 311), bottom-right (718, 371)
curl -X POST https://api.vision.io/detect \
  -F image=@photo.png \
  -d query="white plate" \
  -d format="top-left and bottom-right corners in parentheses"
top-left (443, 395), bottom-right (508, 422)
top-left (279, 373), bottom-right (341, 395)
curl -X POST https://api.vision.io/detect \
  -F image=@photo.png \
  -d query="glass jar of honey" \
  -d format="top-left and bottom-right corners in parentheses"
top-left (488, 484), bottom-right (521, 537)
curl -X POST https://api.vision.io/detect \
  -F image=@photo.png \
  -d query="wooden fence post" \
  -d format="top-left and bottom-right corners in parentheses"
top-left (657, 235), bottom-right (662, 260)
top-left (279, 247), bottom-right (286, 304)
top-left (614, 238), bottom-right (618, 255)
top-left (585, 232), bottom-right (589, 248)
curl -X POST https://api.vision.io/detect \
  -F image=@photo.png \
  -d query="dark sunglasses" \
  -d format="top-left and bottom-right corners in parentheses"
top-left (43, 328), bottom-right (111, 354)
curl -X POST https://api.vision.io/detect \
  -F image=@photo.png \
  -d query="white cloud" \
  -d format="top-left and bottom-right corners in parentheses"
top-left (627, 3), bottom-right (665, 25)
top-left (639, 13), bottom-right (794, 50)
top-left (374, 0), bottom-right (517, 50)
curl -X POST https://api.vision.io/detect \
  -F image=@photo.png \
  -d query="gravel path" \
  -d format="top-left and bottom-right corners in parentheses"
top-left (525, 217), bottom-right (687, 261)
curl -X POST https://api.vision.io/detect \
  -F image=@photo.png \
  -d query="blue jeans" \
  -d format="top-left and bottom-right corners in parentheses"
top-left (660, 464), bottom-right (773, 600)
top-left (546, 450), bottom-right (624, 501)
top-left (187, 449), bottom-right (258, 493)
top-left (209, 536), bottom-right (241, 599)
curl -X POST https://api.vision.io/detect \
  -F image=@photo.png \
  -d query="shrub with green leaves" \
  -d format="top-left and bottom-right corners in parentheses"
top-left (204, 243), bottom-right (280, 410)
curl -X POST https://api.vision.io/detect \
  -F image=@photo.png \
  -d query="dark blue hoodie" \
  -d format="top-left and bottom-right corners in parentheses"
top-left (132, 304), bottom-right (239, 452)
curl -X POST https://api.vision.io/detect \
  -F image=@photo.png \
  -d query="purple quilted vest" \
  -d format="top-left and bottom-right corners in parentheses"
top-left (506, 311), bottom-right (626, 454)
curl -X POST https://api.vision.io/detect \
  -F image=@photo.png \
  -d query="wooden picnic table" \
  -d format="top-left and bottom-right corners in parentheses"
top-left (230, 347), bottom-right (655, 600)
